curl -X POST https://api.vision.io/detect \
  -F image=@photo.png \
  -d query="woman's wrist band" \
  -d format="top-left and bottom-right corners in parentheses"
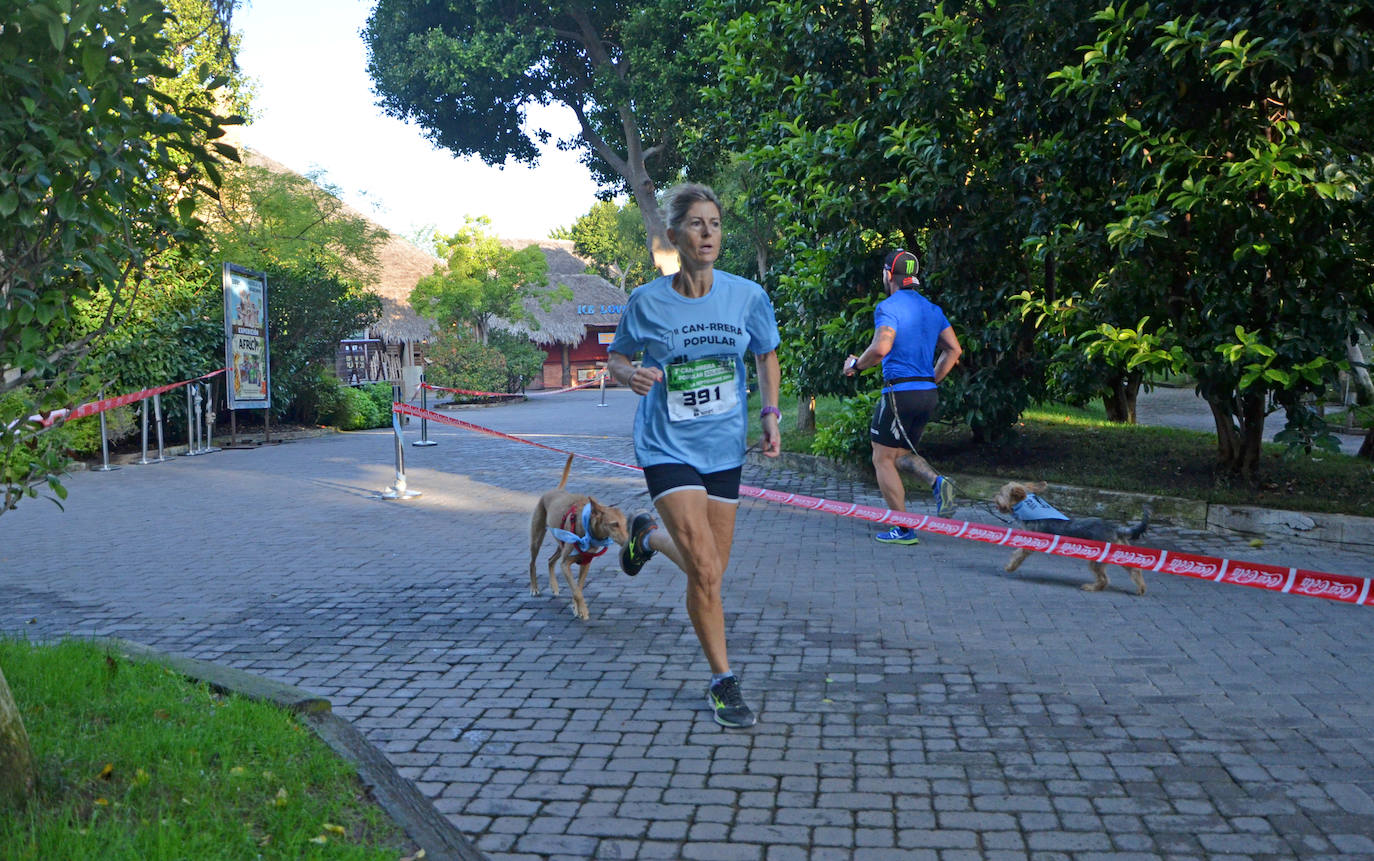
top-left (760, 406), bottom-right (781, 420)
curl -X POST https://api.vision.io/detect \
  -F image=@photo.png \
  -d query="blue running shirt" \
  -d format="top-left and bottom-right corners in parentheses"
top-left (609, 271), bottom-right (780, 472)
top-left (874, 290), bottom-right (950, 393)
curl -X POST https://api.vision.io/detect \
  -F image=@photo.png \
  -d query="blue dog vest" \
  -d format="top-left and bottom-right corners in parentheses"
top-left (1013, 493), bottom-right (1070, 522)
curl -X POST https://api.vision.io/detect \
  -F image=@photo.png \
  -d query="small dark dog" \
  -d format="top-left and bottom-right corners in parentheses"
top-left (528, 454), bottom-right (630, 620)
top-left (994, 481), bottom-right (1151, 595)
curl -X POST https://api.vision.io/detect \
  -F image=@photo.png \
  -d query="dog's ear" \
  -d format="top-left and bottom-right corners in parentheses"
top-left (1028, 481), bottom-right (1048, 494)
top-left (1007, 484), bottom-right (1029, 504)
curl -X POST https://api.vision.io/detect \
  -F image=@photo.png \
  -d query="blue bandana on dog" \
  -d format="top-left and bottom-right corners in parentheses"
top-left (1013, 493), bottom-right (1070, 522)
top-left (548, 503), bottom-right (613, 555)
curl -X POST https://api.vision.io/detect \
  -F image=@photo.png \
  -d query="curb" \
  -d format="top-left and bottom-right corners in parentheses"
top-left (101, 638), bottom-right (486, 861)
top-left (746, 450), bottom-right (1374, 550)
top-left (69, 427), bottom-right (342, 471)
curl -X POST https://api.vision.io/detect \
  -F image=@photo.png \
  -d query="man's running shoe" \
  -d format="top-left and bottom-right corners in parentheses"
top-left (706, 675), bottom-right (756, 728)
top-left (933, 476), bottom-right (957, 518)
top-left (875, 526), bottom-right (920, 545)
top-left (620, 512), bottom-right (658, 576)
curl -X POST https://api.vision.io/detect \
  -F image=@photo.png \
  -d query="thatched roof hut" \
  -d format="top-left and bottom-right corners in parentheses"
top-left (494, 239), bottom-right (627, 345)
top-left (371, 232), bottom-right (441, 344)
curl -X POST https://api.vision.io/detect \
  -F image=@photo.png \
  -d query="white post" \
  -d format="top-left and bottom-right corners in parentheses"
top-left (381, 407), bottom-right (421, 500)
top-left (96, 388), bottom-right (119, 472)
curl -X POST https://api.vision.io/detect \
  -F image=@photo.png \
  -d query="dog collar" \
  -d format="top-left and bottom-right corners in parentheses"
top-left (549, 503), bottom-right (614, 553)
top-left (1012, 494), bottom-right (1070, 522)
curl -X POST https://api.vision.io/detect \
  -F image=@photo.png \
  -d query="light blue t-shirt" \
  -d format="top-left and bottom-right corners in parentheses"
top-left (875, 289), bottom-right (950, 393)
top-left (609, 271), bottom-right (780, 472)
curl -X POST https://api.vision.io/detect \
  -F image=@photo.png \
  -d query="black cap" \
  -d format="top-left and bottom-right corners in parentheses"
top-left (883, 250), bottom-right (919, 288)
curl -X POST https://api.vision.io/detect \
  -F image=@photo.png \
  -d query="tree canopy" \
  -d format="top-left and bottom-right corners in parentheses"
top-left (702, 0), bottom-right (1374, 474)
top-left (1, 0), bottom-right (237, 514)
top-left (410, 219), bottom-right (563, 344)
top-left (363, 0), bottom-right (703, 273)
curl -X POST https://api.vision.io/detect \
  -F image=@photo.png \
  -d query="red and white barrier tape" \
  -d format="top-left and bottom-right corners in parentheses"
top-left (421, 373), bottom-right (606, 401)
top-left (392, 402), bottom-right (1372, 607)
top-left (17, 368), bottom-right (227, 429)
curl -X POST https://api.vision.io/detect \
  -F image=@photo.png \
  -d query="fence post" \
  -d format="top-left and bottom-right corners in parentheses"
top-left (413, 373), bottom-right (436, 447)
top-left (137, 398), bottom-right (153, 465)
top-left (182, 384), bottom-right (197, 456)
top-left (96, 388), bottom-right (120, 472)
top-left (202, 381), bottom-right (220, 453)
top-left (381, 406), bottom-right (421, 500)
top-left (152, 393), bottom-right (165, 462)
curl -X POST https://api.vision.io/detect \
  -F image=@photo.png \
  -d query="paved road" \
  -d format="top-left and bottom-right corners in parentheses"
top-left (3, 390), bottom-right (1372, 860)
top-left (1136, 385), bottom-right (1365, 457)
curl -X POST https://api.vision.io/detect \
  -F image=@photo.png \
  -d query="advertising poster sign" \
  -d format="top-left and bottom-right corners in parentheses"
top-left (222, 263), bottom-right (271, 410)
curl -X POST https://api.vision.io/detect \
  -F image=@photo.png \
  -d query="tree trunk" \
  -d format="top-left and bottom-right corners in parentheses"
top-left (0, 666), bottom-right (35, 809)
top-left (1359, 425), bottom-right (1373, 460)
top-left (1208, 392), bottom-right (1265, 476)
top-left (628, 174), bottom-right (677, 276)
top-left (796, 394), bottom-right (815, 432)
top-left (1101, 371), bottom-right (1141, 423)
top-left (1348, 338), bottom-right (1373, 402)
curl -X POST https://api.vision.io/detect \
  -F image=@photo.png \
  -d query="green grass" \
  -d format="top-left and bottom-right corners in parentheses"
top-left (753, 394), bottom-right (1374, 518)
top-left (0, 638), bottom-right (418, 861)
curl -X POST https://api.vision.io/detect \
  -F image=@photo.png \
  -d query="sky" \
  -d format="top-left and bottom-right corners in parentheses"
top-left (231, 0), bottom-right (605, 245)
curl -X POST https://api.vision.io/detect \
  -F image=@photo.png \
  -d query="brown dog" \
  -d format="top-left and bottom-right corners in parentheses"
top-left (528, 454), bottom-right (630, 620)
top-left (994, 481), bottom-right (1151, 596)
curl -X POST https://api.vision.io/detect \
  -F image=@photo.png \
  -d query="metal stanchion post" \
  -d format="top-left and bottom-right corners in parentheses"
top-left (202, 381), bottom-right (220, 453)
top-left (413, 376), bottom-right (436, 447)
top-left (597, 368), bottom-right (608, 407)
top-left (183, 385), bottom-right (195, 456)
top-left (381, 407), bottom-right (421, 499)
top-left (137, 398), bottom-right (153, 464)
top-left (96, 388), bottom-right (119, 472)
top-left (153, 393), bottom-right (165, 462)
top-left (184, 384), bottom-right (205, 455)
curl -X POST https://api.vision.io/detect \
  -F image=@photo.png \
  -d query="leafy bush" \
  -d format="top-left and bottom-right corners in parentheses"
top-left (328, 381), bottom-right (394, 430)
top-left (363, 381), bottom-right (395, 420)
top-left (334, 386), bottom-right (383, 430)
top-left (288, 366), bottom-right (350, 427)
top-left (490, 330), bottom-right (545, 391)
top-left (425, 328), bottom-right (511, 394)
top-left (810, 391), bottom-right (877, 465)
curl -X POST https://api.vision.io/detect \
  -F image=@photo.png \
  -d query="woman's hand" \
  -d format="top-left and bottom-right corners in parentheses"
top-left (627, 365), bottom-right (663, 396)
top-left (760, 413), bottom-right (781, 457)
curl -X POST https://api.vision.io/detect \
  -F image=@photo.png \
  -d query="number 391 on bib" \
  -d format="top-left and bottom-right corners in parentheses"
top-left (665, 357), bottom-right (738, 422)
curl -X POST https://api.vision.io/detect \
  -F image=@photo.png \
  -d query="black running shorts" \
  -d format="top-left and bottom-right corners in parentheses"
top-left (642, 463), bottom-right (742, 504)
top-left (870, 388), bottom-right (939, 449)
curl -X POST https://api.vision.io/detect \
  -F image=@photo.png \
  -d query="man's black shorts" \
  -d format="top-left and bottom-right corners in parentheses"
top-left (870, 388), bottom-right (939, 449)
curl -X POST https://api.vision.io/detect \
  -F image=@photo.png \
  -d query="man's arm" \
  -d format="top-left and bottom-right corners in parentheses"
top-left (843, 326), bottom-right (896, 377)
top-left (931, 326), bottom-right (963, 384)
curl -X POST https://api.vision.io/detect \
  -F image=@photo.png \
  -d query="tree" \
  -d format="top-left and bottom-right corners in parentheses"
top-left (0, 666), bottom-right (34, 809)
top-left (0, 0), bottom-right (237, 807)
top-left (411, 218), bottom-right (563, 344)
top-left (364, 0), bottom-right (703, 273)
top-left (1042, 1), bottom-right (1374, 474)
top-left (206, 160), bottom-right (389, 286)
top-left (566, 200), bottom-right (654, 290)
top-left (1, 0), bottom-right (235, 517)
top-left (704, 0), bottom-right (1059, 444)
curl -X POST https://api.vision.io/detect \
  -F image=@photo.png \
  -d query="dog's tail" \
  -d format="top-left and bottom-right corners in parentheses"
top-left (1120, 504), bottom-right (1151, 540)
top-left (556, 453), bottom-right (574, 490)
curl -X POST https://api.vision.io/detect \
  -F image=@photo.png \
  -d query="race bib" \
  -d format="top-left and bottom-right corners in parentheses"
top-left (665, 357), bottom-right (738, 422)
